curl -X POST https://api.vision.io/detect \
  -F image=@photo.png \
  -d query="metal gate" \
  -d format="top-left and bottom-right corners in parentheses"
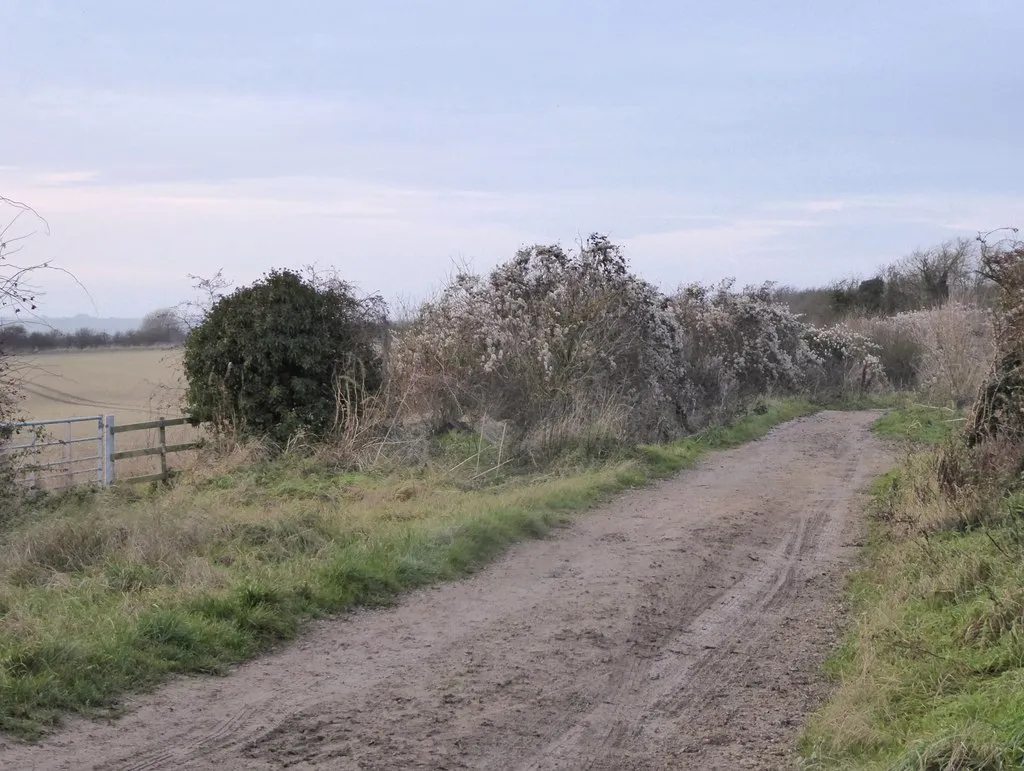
top-left (2, 415), bottom-right (110, 490)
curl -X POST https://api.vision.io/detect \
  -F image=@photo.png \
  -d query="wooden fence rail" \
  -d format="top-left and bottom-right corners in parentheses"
top-left (108, 416), bottom-right (203, 485)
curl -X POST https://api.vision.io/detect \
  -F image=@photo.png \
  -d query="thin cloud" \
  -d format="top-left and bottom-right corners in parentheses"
top-left (1, 0), bottom-right (1021, 315)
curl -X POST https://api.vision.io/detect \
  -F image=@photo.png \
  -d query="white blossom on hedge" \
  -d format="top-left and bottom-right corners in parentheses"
top-left (390, 237), bottom-right (887, 445)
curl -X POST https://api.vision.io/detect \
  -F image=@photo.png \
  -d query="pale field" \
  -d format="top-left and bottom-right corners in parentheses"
top-left (8, 348), bottom-right (203, 486)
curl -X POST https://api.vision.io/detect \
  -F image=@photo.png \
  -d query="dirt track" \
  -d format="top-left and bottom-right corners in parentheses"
top-left (0, 411), bottom-right (894, 770)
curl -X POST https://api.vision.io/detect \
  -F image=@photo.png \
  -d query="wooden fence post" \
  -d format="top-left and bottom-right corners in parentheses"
top-left (158, 417), bottom-right (168, 482)
top-left (104, 416), bottom-right (200, 486)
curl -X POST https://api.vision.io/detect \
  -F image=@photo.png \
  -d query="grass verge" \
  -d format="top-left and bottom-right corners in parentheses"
top-left (0, 398), bottom-right (818, 738)
top-left (801, 405), bottom-right (1024, 770)
top-left (872, 402), bottom-right (965, 445)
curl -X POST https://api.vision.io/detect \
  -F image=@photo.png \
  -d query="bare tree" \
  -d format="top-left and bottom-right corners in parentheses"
top-left (177, 269), bottom-right (233, 331)
top-left (894, 237), bottom-right (977, 307)
top-left (0, 195), bottom-right (50, 327)
top-left (139, 308), bottom-right (188, 344)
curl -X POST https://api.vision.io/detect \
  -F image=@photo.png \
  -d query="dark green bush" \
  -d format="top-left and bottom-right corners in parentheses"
top-left (183, 269), bottom-right (385, 446)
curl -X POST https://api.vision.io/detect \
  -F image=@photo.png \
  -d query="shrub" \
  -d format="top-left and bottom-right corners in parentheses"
top-left (670, 283), bottom-right (886, 411)
top-left (391, 235), bottom-right (689, 445)
top-left (183, 269), bottom-right (386, 447)
top-left (774, 285), bottom-right (845, 326)
top-left (0, 346), bottom-right (19, 506)
top-left (826, 276), bottom-right (888, 317)
top-left (668, 281), bottom-right (818, 419)
top-left (392, 237), bottom-right (883, 450)
top-left (1, 196), bottom-right (51, 512)
top-left (849, 315), bottom-right (924, 390)
top-left (968, 231), bottom-right (1024, 445)
top-left (802, 323), bottom-right (888, 398)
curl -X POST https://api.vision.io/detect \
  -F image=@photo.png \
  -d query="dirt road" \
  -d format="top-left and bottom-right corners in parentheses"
top-left (0, 411), bottom-right (894, 770)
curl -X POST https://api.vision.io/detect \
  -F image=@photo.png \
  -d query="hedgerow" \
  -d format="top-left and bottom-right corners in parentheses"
top-left (968, 231), bottom-right (1024, 444)
top-left (390, 235), bottom-right (885, 450)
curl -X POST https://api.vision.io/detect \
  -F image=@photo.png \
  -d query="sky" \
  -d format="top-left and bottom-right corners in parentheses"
top-left (1, 0), bottom-right (1022, 318)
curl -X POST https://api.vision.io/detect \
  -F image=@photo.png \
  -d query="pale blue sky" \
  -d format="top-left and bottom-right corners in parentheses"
top-left (2, 1), bottom-right (1022, 316)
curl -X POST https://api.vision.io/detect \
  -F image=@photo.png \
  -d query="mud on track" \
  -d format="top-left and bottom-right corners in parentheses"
top-left (0, 411), bottom-right (895, 770)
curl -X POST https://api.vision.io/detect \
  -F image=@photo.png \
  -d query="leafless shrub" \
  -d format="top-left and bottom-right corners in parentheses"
top-left (779, 238), bottom-right (996, 326)
top-left (391, 237), bottom-right (882, 453)
top-left (887, 237), bottom-right (978, 309)
top-left (390, 235), bottom-right (690, 445)
top-left (967, 228), bottom-right (1024, 445)
top-left (845, 314), bottom-right (925, 390)
top-left (1, 197), bottom-right (60, 510)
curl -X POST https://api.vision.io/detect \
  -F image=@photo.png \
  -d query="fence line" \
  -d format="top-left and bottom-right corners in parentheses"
top-left (3, 415), bottom-right (107, 489)
top-left (109, 416), bottom-right (202, 485)
top-left (3, 415), bottom-right (202, 489)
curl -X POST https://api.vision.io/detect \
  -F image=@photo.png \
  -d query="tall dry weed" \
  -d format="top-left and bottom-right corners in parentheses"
top-left (894, 303), bottom-right (994, 408)
top-left (851, 303), bottom-right (993, 405)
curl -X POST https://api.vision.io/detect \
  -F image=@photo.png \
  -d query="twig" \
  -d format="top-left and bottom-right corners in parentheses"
top-left (448, 452), bottom-right (480, 474)
top-left (476, 413), bottom-right (485, 474)
top-left (468, 454), bottom-right (518, 480)
top-left (984, 528), bottom-right (1014, 560)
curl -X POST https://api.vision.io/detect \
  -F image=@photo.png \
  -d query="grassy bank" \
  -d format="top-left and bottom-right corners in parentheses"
top-left (801, 406), bottom-right (1024, 770)
top-left (0, 399), bottom-right (818, 738)
top-left (871, 402), bottom-right (964, 446)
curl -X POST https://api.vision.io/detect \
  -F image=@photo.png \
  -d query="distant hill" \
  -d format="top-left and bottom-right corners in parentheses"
top-left (1, 315), bottom-right (144, 335)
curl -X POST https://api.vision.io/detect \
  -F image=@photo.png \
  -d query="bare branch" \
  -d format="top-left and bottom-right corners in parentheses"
top-left (0, 195), bottom-right (50, 236)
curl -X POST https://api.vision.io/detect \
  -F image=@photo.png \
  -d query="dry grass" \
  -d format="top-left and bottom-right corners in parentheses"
top-left (850, 305), bottom-right (995, 409)
top-left (903, 304), bottom-right (995, 409)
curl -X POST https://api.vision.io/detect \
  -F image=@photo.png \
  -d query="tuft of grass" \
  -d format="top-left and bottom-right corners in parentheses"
top-left (0, 398), bottom-right (818, 738)
top-left (802, 409), bottom-right (1024, 770)
top-left (873, 402), bottom-right (963, 445)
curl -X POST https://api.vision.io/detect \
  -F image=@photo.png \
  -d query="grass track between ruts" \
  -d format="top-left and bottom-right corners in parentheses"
top-left (801, 404), bottom-right (1024, 770)
top-left (0, 399), bottom-right (822, 738)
